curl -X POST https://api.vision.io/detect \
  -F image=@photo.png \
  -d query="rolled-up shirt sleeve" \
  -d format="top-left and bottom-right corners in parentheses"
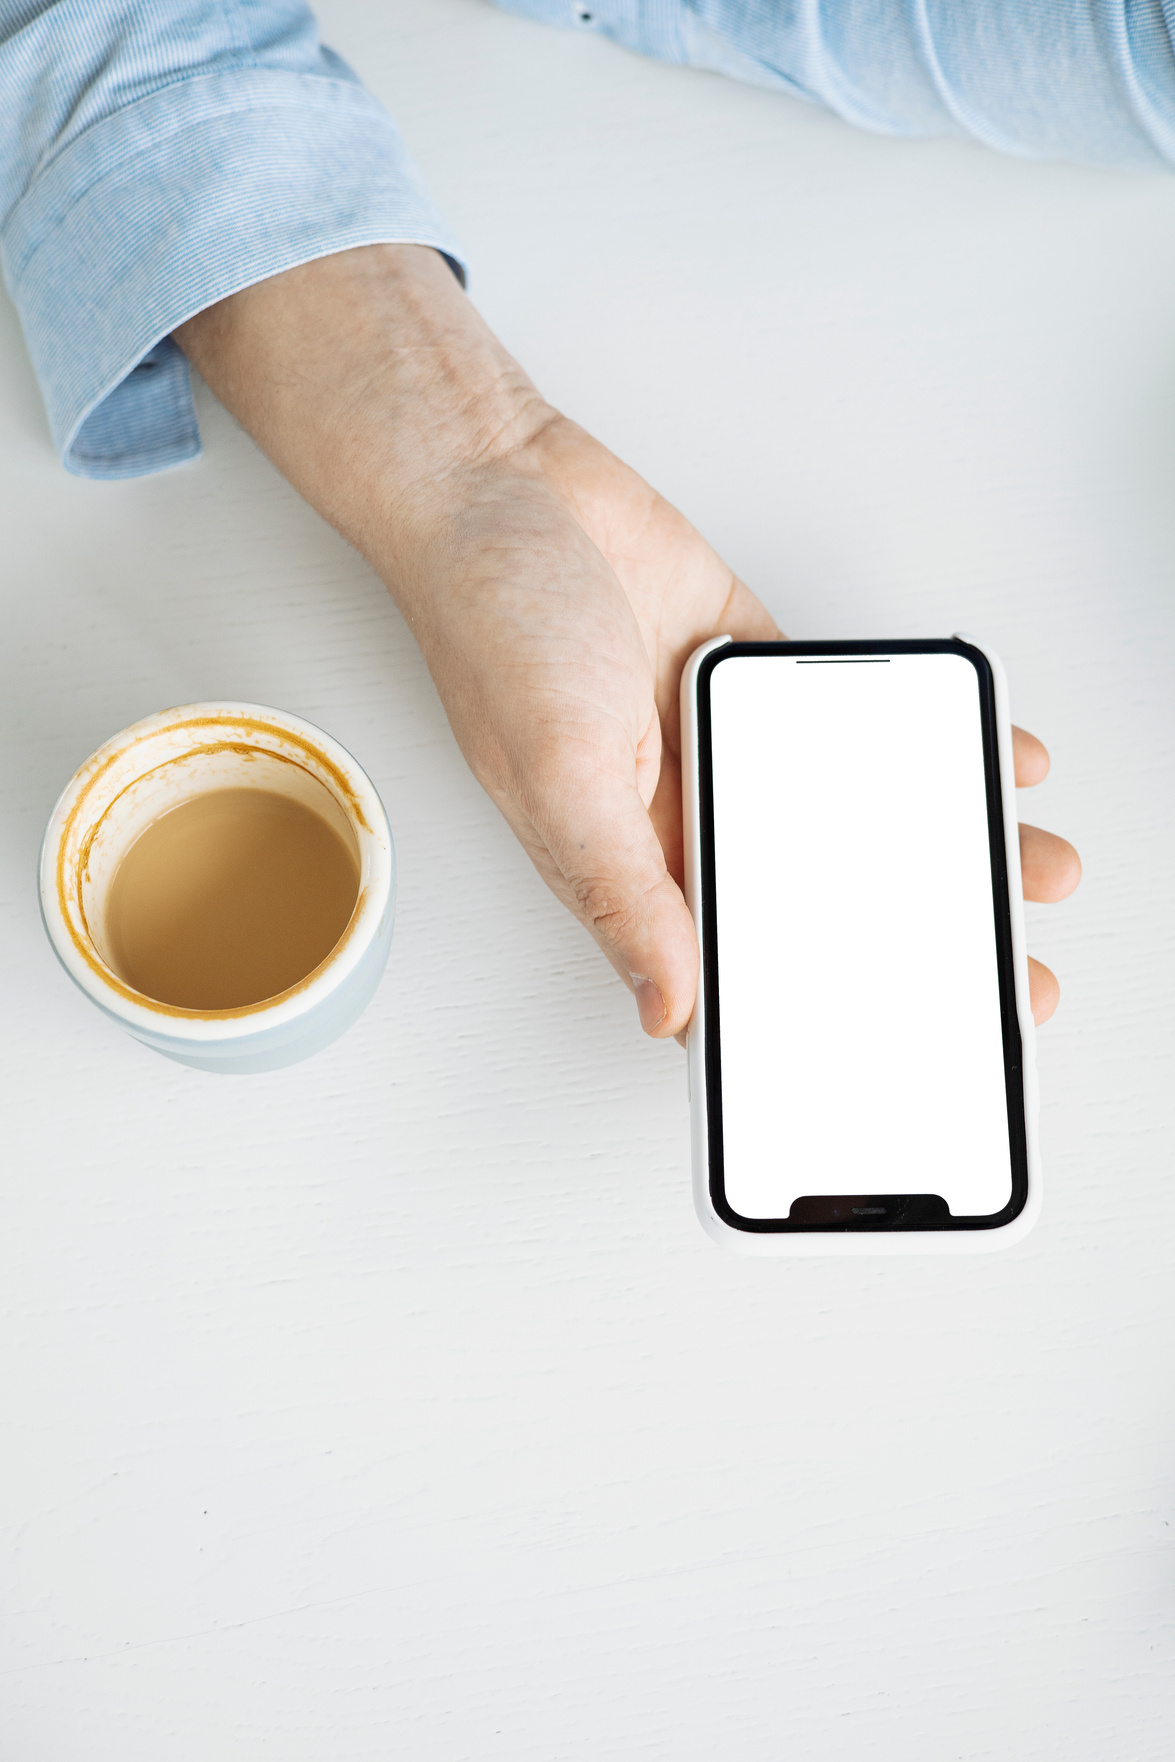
top-left (0, 1), bottom-right (465, 479)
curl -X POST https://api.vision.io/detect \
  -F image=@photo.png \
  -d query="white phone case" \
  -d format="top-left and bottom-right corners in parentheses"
top-left (680, 634), bottom-right (1041, 1254)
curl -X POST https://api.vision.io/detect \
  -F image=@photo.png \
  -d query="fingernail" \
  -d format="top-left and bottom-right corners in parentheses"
top-left (631, 975), bottom-right (667, 1033)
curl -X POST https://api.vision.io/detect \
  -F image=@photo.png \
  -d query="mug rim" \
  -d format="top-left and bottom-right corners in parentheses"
top-left (39, 701), bottom-right (394, 1045)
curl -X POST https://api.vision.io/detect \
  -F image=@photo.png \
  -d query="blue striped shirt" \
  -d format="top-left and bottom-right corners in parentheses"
top-left (3, 1), bottom-right (1175, 479)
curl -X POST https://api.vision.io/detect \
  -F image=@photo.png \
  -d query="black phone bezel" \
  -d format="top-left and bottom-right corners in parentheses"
top-left (695, 638), bottom-right (1030, 1234)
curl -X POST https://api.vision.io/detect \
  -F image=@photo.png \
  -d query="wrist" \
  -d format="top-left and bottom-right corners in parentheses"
top-left (174, 243), bottom-right (557, 580)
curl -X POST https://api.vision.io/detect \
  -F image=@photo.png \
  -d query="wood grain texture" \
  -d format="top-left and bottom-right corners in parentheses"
top-left (1, 1), bottom-right (1174, 1755)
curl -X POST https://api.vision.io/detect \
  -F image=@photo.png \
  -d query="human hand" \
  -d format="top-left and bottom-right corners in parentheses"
top-left (409, 416), bottom-right (1079, 1035)
top-left (174, 245), bottom-right (1079, 1038)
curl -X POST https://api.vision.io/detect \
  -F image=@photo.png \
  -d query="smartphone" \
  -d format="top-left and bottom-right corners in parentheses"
top-left (681, 635), bottom-right (1039, 1254)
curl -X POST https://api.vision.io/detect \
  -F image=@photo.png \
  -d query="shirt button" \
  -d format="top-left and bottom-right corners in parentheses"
top-left (573, 5), bottom-right (596, 24)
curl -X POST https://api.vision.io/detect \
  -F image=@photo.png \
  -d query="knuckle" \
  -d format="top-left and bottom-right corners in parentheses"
top-left (572, 858), bottom-right (666, 949)
top-left (574, 876), bottom-right (641, 946)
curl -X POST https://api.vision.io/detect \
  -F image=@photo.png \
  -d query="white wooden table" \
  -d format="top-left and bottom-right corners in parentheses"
top-left (3, 3), bottom-right (1174, 1755)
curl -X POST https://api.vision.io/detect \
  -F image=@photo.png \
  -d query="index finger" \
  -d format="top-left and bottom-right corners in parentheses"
top-left (1013, 726), bottom-right (1049, 788)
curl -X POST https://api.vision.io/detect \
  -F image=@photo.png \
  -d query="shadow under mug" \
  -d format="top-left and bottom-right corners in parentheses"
top-left (39, 703), bottom-right (395, 1073)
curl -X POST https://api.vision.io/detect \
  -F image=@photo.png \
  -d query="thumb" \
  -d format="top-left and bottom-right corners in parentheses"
top-left (535, 763), bottom-right (699, 1039)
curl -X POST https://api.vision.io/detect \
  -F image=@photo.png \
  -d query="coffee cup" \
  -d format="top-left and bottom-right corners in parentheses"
top-left (39, 703), bottom-right (394, 1073)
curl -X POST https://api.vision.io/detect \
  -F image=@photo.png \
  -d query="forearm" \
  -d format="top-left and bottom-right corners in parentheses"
top-left (174, 245), bottom-right (554, 612)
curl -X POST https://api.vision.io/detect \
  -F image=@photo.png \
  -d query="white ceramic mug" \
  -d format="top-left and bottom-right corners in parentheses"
top-left (39, 703), bottom-right (394, 1073)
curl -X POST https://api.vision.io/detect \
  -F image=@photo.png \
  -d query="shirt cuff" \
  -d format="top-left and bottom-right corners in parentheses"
top-left (1, 68), bottom-right (466, 480)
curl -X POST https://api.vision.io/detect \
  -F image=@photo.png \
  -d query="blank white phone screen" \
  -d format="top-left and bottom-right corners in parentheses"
top-left (708, 653), bottom-right (1013, 1219)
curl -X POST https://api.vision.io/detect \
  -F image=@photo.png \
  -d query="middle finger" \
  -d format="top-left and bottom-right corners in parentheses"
top-left (1020, 822), bottom-right (1081, 903)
